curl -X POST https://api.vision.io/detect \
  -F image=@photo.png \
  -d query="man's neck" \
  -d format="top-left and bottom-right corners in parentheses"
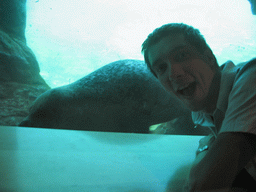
top-left (202, 70), bottom-right (221, 115)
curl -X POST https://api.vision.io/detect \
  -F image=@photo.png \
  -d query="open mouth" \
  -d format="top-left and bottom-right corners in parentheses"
top-left (177, 82), bottom-right (197, 97)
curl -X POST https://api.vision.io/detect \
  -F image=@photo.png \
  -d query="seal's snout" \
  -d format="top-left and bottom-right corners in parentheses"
top-left (18, 119), bottom-right (31, 127)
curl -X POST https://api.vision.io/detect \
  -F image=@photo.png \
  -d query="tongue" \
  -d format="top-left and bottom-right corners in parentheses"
top-left (182, 82), bottom-right (196, 96)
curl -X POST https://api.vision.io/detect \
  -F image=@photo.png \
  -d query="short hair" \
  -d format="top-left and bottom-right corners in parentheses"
top-left (141, 23), bottom-right (218, 77)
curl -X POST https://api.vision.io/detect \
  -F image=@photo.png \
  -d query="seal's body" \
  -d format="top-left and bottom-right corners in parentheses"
top-left (19, 59), bottom-right (189, 133)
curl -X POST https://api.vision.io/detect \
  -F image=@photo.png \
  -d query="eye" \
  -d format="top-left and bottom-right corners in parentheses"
top-left (174, 51), bottom-right (191, 62)
top-left (155, 63), bottom-right (167, 75)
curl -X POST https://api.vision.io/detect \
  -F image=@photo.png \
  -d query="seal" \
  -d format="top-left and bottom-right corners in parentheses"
top-left (19, 59), bottom-right (190, 133)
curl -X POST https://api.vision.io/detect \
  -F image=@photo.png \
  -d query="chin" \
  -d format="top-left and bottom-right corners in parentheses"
top-left (184, 97), bottom-right (209, 112)
top-left (186, 104), bottom-right (204, 112)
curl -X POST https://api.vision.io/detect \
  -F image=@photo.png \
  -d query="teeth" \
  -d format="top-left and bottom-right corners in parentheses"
top-left (177, 84), bottom-right (190, 91)
top-left (179, 82), bottom-right (197, 97)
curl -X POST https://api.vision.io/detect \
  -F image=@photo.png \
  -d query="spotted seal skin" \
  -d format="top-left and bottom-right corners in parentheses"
top-left (19, 59), bottom-right (189, 133)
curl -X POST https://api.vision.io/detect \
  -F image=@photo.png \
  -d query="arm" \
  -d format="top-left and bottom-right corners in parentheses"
top-left (188, 132), bottom-right (256, 191)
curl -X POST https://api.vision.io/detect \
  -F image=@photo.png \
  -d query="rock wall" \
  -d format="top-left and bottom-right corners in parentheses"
top-left (0, 0), bottom-right (27, 42)
top-left (0, 0), bottom-right (50, 126)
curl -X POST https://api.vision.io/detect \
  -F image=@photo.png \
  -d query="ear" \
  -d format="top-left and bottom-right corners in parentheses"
top-left (203, 48), bottom-right (216, 68)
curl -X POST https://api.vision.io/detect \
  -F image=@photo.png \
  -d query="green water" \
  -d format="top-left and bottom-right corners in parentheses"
top-left (25, 0), bottom-right (256, 88)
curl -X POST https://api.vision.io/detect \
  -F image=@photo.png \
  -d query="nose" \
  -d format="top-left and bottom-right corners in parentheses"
top-left (167, 62), bottom-right (185, 81)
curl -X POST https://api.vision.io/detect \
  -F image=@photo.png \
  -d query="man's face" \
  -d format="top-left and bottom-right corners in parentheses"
top-left (148, 34), bottom-right (216, 112)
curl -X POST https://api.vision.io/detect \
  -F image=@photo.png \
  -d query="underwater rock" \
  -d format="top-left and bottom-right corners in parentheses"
top-left (0, 0), bottom-right (27, 42)
top-left (0, 30), bottom-right (50, 87)
top-left (0, 0), bottom-right (49, 87)
top-left (0, 82), bottom-right (50, 126)
top-left (19, 59), bottom-right (206, 134)
top-left (0, 0), bottom-right (50, 126)
top-left (248, 0), bottom-right (256, 15)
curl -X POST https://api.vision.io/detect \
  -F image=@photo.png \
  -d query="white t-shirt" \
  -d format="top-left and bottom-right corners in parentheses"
top-left (192, 58), bottom-right (256, 180)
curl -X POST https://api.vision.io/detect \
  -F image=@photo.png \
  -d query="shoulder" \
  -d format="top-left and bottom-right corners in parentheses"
top-left (220, 58), bottom-right (256, 134)
top-left (232, 58), bottom-right (256, 96)
top-left (236, 58), bottom-right (256, 79)
top-left (232, 58), bottom-right (256, 93)
top-left (220, 58), bottom-right (256, 80)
